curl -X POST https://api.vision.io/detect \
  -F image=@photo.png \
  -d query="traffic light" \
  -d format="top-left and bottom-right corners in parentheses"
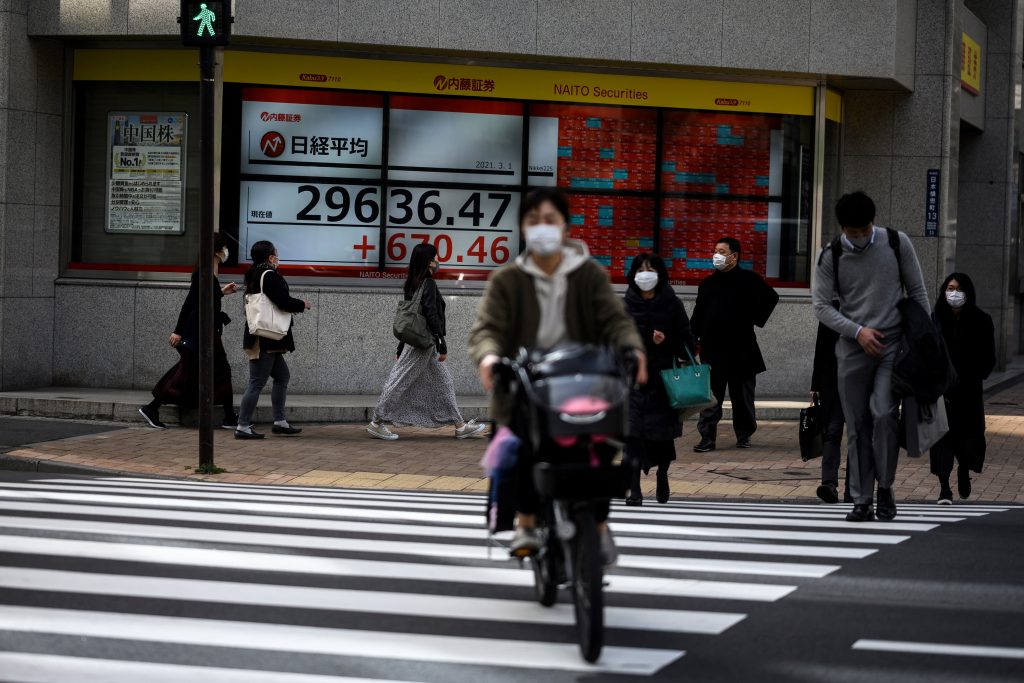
top-left (179, 1), bottom-right (232, 47)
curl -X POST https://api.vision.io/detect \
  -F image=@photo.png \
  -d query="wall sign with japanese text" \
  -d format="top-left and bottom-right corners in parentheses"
top-left (106, 112), bottom-right (187, 234)
top-left (926, 169), bottom-right (940, 237)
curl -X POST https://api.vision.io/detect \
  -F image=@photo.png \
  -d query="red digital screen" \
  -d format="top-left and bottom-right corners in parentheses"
top-left (566, 194), bottom-right (655, 284)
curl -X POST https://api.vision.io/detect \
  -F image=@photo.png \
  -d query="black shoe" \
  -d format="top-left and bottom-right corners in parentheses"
top-left (846, 504), bottom-right (875, 522)
top-left (272, 425), bottom-right (302, 435)
top-left (937, 488), bottom-right (953, 505)
top-left (736, 436), bottom-right (752, 449)
top-left (656, 469), bottom-right (670, 504)
top-left (876, 487), bottom-right (897, 521)
top-left (816, 482), bottom-right (839, 504)
top-left (625, 495), bottom-right (643, 507)
top-left (138, 406), bottom-right (167, 430)
top-left (234, 429), bottom-right (265, 440)
top-left (957, 467), bottom-right (972, 500)
top-left (694, 438), bottom-right (716, 453)
top-left (221, 415), bottom-right (239, 430)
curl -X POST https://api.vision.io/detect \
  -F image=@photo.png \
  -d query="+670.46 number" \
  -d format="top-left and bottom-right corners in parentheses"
top-left (387, 232), bottom-right (510, 265)
top-left (295, 186), bottom-right (512, 229)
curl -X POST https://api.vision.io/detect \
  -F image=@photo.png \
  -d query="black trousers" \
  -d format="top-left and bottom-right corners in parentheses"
top-left (515, 436), bottom-right (613, 524)
top-left (697, 369), bottom-right (757, 442)
top-left (818, 381), bottom-right (847, 485)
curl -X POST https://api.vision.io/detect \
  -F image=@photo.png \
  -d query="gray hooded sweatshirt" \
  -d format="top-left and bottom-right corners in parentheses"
top-left (517, 239), bottom-right (592, 348)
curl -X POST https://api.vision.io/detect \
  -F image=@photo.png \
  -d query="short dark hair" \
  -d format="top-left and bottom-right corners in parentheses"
top-left (835, 191), bottom-right (875, 229)
top-left (716, 237), bottom-right (741, 255)
top-left (250, 240), bottom-right (276, 265)
top-left (519, 187), bottom-right (571, 225)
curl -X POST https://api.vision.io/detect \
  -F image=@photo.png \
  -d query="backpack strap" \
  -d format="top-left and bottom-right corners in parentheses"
top-left (827, 236), bottom-right (843, 298)
top-left (886, 227), bottom-right (905, 294)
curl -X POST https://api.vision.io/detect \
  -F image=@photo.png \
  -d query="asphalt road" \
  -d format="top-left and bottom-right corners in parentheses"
top-left (0, 471), bottom-right (1020, 683)
top-left (0, 416), bottom-right (124, 452)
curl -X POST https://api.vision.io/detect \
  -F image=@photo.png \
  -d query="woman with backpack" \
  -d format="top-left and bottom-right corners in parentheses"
top-left (367, 243), bottom-right (485, 441)
top-left (930, 272), bottom-right (996, 503)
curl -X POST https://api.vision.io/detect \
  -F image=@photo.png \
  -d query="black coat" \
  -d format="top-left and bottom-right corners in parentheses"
top-left (690, 267), bottom-right (779, 376)
top-left (242, 265), bottom-right (307, 354)
top-left (625, 285), bottom-right (695, 444)
top-left (930, 305), bottom-right (996, 472)
top-left (397, 276), bottom-right (448, 356)
top-left (811, 305), bottom-right (840, 393)
top-left (174, 271), bottom-right (230, 348)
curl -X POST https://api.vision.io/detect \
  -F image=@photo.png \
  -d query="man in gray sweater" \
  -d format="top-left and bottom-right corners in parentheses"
top-left (812, 192), bottom-right (930, 522)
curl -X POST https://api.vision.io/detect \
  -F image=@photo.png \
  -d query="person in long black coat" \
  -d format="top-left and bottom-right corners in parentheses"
top-left (690, 237), bottom-right (779, 452)
top-left (624, 253), bottom-right (696, 505)
top-left (139, 232), bottom-right (238, 430)
top-left (810, 302), bottom-right (849, 503)
top-left (930, 272), bottom-right (996, 503)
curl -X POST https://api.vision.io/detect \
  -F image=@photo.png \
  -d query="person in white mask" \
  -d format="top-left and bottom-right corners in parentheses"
top-left (623, 253), bottom-right (695, 505)
top-left (469, 188), bottom-right (647, 564)
top-left (690, 236), bottom-right (779, 454)
top-left (929, 272), bottom-right (995, 504)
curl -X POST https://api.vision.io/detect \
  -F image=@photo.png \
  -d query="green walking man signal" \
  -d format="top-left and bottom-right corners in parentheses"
top-left (179, 0), bottom-right (232, 47)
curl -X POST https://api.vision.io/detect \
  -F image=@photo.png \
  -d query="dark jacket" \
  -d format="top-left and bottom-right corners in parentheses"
top-left (811, 301), bottom-right (841, 393)
top-left (624, 284), bottom-right (695, 443)
top-left (242, 265), bottom-right (307, 354)
top-left (930, 298), bottom-right (996, 473)
top-left (690, 266), bottom-right (779, 375)
top-left (174, 271), bottom-right (230, 349)
top-left (397, 276), bottom-right (447, 356)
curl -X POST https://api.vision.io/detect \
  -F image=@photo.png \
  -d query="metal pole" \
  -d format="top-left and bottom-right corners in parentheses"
top-left (198, 45), bottom-right (216, 470)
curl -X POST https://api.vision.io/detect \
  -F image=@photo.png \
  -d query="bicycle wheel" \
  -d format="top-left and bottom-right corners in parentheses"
top-left (530, 529), bottom-right (558, 607)
top-left (571, 506), bottom-right (604, 662)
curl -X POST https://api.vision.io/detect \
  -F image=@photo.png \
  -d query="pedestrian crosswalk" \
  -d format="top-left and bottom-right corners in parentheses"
top-left (0, 476), bottom-right (1013, 681)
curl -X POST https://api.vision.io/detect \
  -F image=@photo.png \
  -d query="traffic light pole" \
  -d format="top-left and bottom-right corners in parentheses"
top-left (197, 44), bottom-right (216, 471)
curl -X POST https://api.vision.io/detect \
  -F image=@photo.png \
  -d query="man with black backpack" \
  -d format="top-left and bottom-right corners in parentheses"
top-left (812, 192), bottom-right (930, 522)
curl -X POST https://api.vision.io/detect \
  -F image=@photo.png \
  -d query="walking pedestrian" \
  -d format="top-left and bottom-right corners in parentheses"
top-left (812, 191), bottom-right (930, 522)
top-left (469, 187), bottom-right (647, 564)
top-left (235, 240), bottom-right (310, 440)
top-left (811, 302), bottom-right (849, 504)
top-left (930, 272), bottom-right (996, 504)
top-left (139, 233), bottom-right (237, 430)
top-left (690, 237), bottom-right (779, 452)
top-left (367, 243), bottom-right (486, 441)
top-left (623, 253), bottom-right (695, 505)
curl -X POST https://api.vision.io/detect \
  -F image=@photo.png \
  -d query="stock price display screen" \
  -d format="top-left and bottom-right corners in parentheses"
top-left (239, 88), bottom-right (522, 281)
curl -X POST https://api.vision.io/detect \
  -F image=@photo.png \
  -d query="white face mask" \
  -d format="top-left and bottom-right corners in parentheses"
top-left (946, 290), bottom-right (966, 309)
top-left (524, 223), bottom-right (564, 256)
top-left (218, 248), bottom-right (229, 263)
top-left (712, 253), bottom-right (730, 270)
top-left (634, 271), bottom-right (659, 291)
top-left (843, 232), bottom-right (873, 250)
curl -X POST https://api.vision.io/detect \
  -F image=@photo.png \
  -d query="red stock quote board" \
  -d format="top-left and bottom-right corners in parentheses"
top-left (567, 194), bottom-right (655, 285)
top-left (660, 198), bottom-right (770, 285)
top-left (659, 111), bottom-right (779, 285)
top-left (531, 104), bottom-right (657, 192)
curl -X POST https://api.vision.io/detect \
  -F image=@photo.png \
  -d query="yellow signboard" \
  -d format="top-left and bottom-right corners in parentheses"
top-left (75, 49), bottom-right (816, 117)
top-left (961, 32), bottom-right (982, 96)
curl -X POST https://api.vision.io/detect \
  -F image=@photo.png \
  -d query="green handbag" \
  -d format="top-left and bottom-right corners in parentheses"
top-left (659, 346), bottom-right (715, 410)
top-left (392, 285), bottom-right (434, 349)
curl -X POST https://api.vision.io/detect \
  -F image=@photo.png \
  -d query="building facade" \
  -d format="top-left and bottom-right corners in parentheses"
top-left (0, 0), bottom-right (1021, 397)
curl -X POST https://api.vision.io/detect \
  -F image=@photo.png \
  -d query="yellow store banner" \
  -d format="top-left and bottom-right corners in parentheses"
top-left (75, 49), bottom-right (820, 118)
top-left (961, 32), bottom-right (982, 96)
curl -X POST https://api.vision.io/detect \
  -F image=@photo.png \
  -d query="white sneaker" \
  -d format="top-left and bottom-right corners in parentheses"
top-left (455, 420), bottom-right (487, 439)
top-left (367, 422), bottom-right (398, 441)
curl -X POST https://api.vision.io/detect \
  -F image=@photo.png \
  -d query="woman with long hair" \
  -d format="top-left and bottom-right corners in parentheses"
top-left (235, 240), bottom-right (310, 439)
top-left (139, 232), bottom-right (238, 429)
top-left (367, 242), bottom-right (485, 440)
top-left (623, 252), bottom-right (695, 505)
top-left (930, 272), bottom-right (996, 503)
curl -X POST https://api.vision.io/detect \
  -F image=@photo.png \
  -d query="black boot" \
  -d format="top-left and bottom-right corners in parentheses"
top-left (846, 503), bottom-right (875, 522)
top-left (957, 467), bottom-right (972, 500)
top-left (816, 481), bottom-right (839, 504)
top-left (693, 437), bottom-right (716, 453)
top-left (876, 487), bottom-right (897, 520)
top-left (656, 467), bottom-right (670, 504)
top-left (625, 462), bottom-right (643, 506)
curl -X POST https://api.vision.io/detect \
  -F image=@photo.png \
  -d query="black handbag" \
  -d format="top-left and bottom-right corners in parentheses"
top-left (799, 397), bottom-right (824, 461)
